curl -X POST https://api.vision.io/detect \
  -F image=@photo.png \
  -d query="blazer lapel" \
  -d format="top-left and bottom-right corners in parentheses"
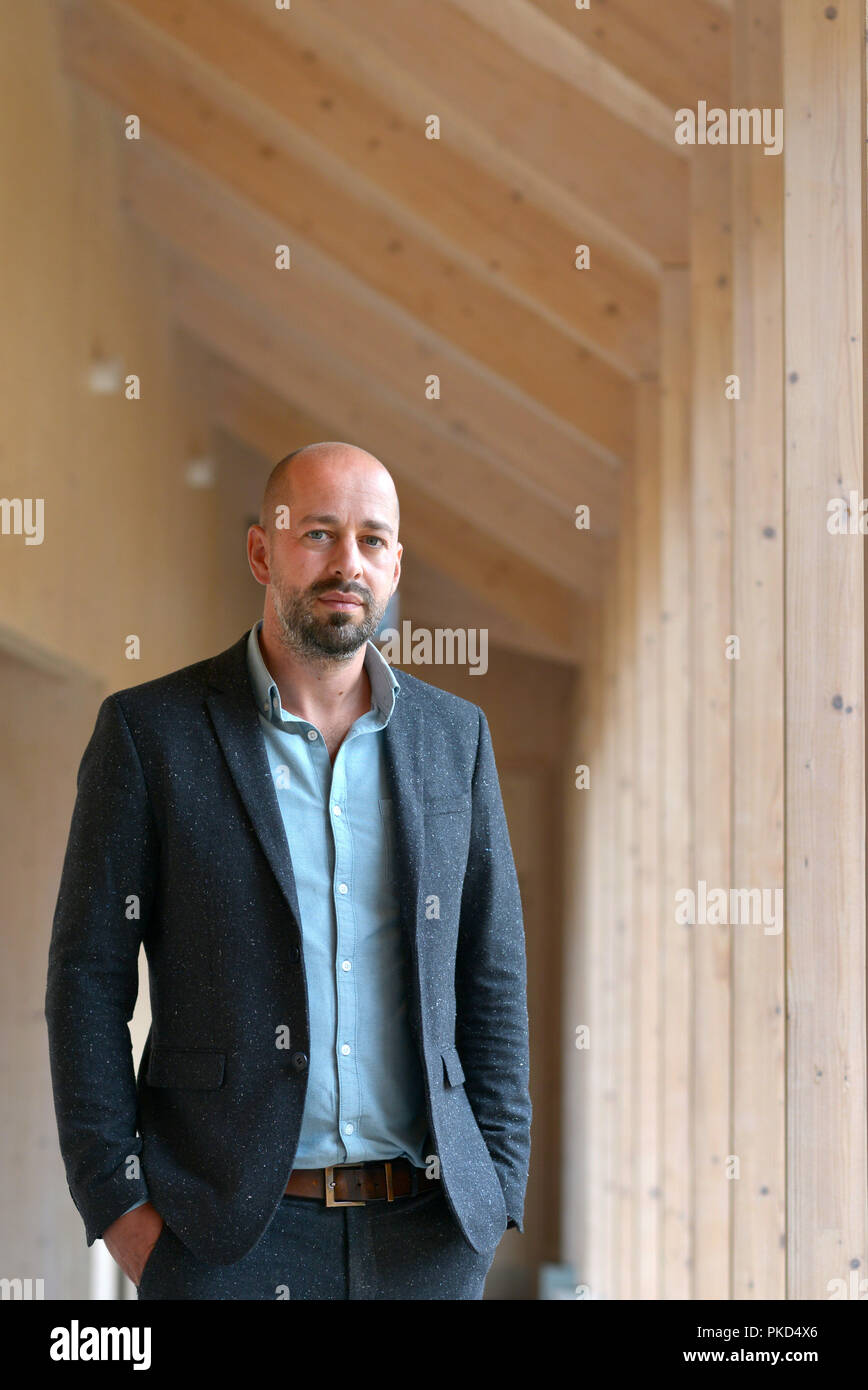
top-left (381, 687), bottom-right (425, 1052)
top-left (203, 632), bottom-right (303, 931)
top-left (382, 687), bottom-right (424, 963)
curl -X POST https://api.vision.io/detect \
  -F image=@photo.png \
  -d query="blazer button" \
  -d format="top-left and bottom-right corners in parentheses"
top-left (288, 946), bottom-right (300, 964)
top-left (291, 1052), bottom-right (308, 1072)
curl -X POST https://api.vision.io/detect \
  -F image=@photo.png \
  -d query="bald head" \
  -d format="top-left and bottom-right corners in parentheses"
top-left (248, 440), bottom-right (402, 663)
top-left (259, 441), bottom-right (399, 533)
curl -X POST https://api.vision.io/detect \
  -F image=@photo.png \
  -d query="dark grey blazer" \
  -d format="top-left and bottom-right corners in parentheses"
top-left (45, 629), bottom-right (531, 1264)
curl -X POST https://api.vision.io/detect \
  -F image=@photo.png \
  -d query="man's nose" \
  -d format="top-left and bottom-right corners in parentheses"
top-left (329, 536), bottom-right (364, 577)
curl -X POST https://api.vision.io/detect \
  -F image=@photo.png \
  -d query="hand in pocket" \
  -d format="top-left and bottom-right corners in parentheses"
top-left (102, 1202), bottom-right (165, 1287)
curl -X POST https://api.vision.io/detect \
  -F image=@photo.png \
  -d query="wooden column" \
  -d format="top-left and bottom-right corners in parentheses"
top-left (633, 384), bottom-right (662, 1298)
top-left (689, 141), bottom-right (734, 1300)
top-left (561, 641), bottom-right (597, 1288)
top-left (571, 604), bottom-right (606, 1295)
top-left (614, 459), bottom-right (638, 1298)
top-left (659, 267), bottom-right (693, 1300)
top-left (782, 0), bottom-right (867, 1300)
top-left (587, 578), bottom-right (620, 1298)
top-left (730, 0), bottom-right (786, 1301)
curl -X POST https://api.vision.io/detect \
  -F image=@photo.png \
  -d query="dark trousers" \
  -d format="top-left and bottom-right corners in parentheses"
top-left (136, 1186), bottom-right (497, 1300)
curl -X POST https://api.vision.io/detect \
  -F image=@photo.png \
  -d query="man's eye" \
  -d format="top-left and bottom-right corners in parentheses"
top-left (306, 530), bottom-right (327, 540)
top-left (364, 536), bottom-right (386, 547)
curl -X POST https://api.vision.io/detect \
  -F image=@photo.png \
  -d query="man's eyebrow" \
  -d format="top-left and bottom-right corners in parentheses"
top-left (299, 513), bottom-right (395, 536)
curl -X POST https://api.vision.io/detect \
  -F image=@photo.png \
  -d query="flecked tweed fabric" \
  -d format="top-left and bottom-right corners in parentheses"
top-left (137, 1188), bottom-right (494, 1301)
top-left (46, 628), bottom-right (531, 1270)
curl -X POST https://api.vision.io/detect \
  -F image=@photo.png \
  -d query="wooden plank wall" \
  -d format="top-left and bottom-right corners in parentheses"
top-left (564, 0), bottom-right (868, 1301)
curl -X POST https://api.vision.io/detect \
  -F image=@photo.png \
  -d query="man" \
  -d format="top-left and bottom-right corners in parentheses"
top-left (45, 441), bottom-right (531, 1300)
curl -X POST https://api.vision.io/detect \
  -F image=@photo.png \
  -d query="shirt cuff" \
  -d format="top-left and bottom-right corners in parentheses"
top-left (117, 1196), bottom-right (150, 1220)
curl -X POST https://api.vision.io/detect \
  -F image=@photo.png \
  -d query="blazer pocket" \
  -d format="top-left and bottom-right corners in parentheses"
top-left (146, 1046), bottom-right (226, 1090)
top-left (441, 1044), bottom-right (466, 1088)
top-left (424, 795), bottom-right (472, 816)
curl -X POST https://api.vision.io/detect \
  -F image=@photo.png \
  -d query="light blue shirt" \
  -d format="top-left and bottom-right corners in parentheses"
top-left (118, 621), bottom-right (428, 1224)
top-left (245, 620), bottom-right (428, 1169)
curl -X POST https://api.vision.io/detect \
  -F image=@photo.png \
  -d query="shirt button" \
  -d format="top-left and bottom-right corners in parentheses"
top-left (344, 1123), bottom-right (354, 1135)
top-left (338, 883), bottom-right (348, 894)
top-left (307, 729), bottom-right (317, 742)
top-left (340, 1044), bottom-right (351, 1055)
top-left (290, 1052), bottom-right (308, 1072)
top-left (341, 960), bottom-right (352, 972)
top-left (333, 805), bottom-right (342, 816)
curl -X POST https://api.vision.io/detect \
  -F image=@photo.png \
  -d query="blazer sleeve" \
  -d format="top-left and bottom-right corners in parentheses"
top-left (44, 694), bottom-right (157, 1244)
top-left (455, 707), bottom-right (532, 1233)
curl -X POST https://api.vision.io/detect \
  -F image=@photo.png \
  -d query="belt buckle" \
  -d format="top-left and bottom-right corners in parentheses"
top-left (324, 1163), bottom-right (367, 1207)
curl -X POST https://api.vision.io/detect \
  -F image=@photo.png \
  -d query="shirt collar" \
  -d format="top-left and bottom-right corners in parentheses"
top-left (246, 619), bottom-right (400, 729)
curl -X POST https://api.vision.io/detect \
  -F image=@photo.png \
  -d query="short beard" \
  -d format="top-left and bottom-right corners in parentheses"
top-left (271, 578), bottom-right (389, 663)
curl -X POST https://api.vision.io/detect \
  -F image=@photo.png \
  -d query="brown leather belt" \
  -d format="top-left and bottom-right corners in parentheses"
top-left (284, 1158), bottom-right (435, 1206)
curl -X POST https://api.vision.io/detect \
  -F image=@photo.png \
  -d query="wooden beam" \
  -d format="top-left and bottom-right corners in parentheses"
top-left (175, 333), bottom-right (589, 661)
top-left (397, 555), bottom-right (578, 669)
top-left (239, 0), bottom-right (673, 283)
top-left (166, 257), bottom-right (611, 598)
top-left (263, 0), bottom-right (687, 266)
top-left (62, 0), bottom-right (637, 453)
top-left (530, 0), bottom-right (731, 114)
top-left (243, 0), bottom-right (661, 283)
top-left (121, 144), bottom-right (622, 531)
top-left (451, 0), bottom-right (679, 151)
top-left (123, 0), bottom-right (661, 381)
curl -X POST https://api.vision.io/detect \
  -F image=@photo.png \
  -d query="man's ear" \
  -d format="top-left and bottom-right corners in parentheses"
top-left (247, 524), bottom-right (270, 586)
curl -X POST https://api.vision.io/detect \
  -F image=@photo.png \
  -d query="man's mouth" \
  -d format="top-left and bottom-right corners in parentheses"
top-left (316, 591), bottom-right (365, 611)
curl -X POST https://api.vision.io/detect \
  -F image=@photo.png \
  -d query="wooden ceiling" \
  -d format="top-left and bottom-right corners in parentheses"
top-left (57, 0), bottom-right (731, 665)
